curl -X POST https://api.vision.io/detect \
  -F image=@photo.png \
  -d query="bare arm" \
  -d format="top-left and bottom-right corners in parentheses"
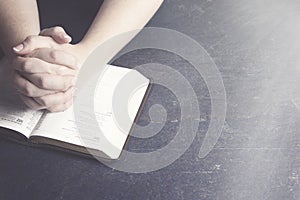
top-left (76, 0), bottom-right (164, 64)
top-left (0, 0), bottom-right (40, 59)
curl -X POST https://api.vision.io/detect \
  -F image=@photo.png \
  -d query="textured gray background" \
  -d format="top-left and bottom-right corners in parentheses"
top-left (1, 0), bottom-right (300, 199)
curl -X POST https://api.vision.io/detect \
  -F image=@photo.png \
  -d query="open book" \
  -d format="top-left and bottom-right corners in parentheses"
top-left (0, 59), bottom-right (150, 159)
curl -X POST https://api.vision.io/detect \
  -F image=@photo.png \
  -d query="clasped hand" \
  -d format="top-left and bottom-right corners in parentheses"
top-left (11, 27), bottom-right (85, 112)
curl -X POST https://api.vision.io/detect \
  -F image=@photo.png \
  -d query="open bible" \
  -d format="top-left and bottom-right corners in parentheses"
top-left (0, 60), bottom-right (150, 159)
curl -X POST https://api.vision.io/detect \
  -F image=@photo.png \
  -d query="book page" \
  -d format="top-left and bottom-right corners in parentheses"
top-left (0, 104), bottom-right (43, 138)
top-left (31, 65), bottom-right (149, 158)
top-left (0, 58), bottom-right (44, 137)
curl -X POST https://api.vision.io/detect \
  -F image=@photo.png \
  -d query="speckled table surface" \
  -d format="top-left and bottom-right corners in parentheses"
top-left (1, 0), bottom-right (300, 199)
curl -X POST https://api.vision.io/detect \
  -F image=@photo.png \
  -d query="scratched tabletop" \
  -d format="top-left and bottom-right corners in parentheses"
top-left (1, 0), bottom-right (300, 199)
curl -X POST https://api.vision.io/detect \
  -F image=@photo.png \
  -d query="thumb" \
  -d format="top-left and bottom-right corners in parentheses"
top-left (39, 26), bottom-right (72, 44)
top-left (12, 35), bottom-right (54, 55)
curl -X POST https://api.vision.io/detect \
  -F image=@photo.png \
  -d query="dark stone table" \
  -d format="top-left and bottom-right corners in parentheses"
top-left (1, 0), bottom-right (300, 199)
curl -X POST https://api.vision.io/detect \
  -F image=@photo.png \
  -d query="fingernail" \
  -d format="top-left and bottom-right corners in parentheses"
top-left (13, 44), bottom-right (24, 52)
top-left (63, 35), bottom-right (72, 41)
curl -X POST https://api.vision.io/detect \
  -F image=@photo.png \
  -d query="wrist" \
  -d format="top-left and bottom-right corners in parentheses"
top-left (72, 43), bottom-right (91, 66)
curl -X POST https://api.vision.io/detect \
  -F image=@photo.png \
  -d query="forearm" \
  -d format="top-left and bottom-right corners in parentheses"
top-left (0, 0), bottom-right (40, 58)
top-left (78, 0), bottom-right (164, 63)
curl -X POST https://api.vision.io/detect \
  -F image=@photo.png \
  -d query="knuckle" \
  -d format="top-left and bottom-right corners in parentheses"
top-left (37, 76), bottom-right (48, 88)
top-left (49, 50), bottom-right (59, 62)
top-left (21, 59), bottom-right (32, 71)
top-left (35, 96), bottom-right (48, 106)
top-left (25, 35), bottom-right (36, 45)
top-left (23, 82), bottom-right (35, 97)
top-left (62, 93), bottom-right (70, 103)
